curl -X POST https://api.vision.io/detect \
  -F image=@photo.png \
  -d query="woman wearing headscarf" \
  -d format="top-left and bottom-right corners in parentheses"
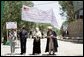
top-left (32, 27), bottom-right (42, 55)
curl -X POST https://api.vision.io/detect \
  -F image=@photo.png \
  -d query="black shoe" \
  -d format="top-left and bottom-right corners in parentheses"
top-left (49, 53), bottom-right (51, 55)
top-left (32, 53), bottom-right (35, 55)
top-left (37, 53), bottom-right (40, 54)
top-left (23, 53), bottom-right (26, 55)
top-left (20, 53), bottom-right (23, 55)
top-left (53, 53), bottom-right (55, 55)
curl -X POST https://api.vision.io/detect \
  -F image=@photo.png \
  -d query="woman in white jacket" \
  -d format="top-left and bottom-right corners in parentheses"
top-left (32, 27), bottom-right (42, 55)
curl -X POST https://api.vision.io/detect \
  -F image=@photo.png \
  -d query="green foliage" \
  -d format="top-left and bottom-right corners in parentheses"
top-left (1, 1), bottom-right (34, 36)
top-left (53, 28), bottom-right (61, 36)
top-left (39, 23), bottom-right (51, 31)
top-left (59, 1), bottom-right (75, 21)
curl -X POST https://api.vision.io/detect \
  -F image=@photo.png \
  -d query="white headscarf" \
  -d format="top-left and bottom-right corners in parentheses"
top-left (48, 26), bottom-right (53, 30)
top-left (35, 27), bottom-right (42, 37)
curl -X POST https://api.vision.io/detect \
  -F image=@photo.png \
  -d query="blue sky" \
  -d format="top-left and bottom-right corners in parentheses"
top-left (32, 1), bottom-right (67, 29)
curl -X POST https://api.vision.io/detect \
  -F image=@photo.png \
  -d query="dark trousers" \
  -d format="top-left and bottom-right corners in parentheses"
top-left (20, 38), bottom-right (26, 54)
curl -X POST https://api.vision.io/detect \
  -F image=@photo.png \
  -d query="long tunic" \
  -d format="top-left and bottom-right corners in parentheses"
top-left (33, 30), bottom-right (42, 54)
top-left (45, 31), bottom-right (58, 52)
top-left (49, 36), bottom-right (54, 51)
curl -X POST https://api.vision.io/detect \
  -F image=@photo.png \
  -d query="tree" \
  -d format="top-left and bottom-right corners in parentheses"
top-left (1, 1), bottom-right (34, 37)
top-left (59, 1), bottom-right (75, 22)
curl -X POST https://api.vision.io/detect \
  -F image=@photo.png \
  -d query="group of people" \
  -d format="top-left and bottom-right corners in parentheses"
top-left (8, 26), bottom-right (58, 55)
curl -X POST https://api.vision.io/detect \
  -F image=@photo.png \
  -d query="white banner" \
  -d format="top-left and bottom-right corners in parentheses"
top-left (51, 10), bottom-right (58, 28)
top-left (21, 5), bottom-right (58, 28)
top-left (6, 22), bottom-right (17, 29)
top-left (22, 5), bottom-right (52, 23)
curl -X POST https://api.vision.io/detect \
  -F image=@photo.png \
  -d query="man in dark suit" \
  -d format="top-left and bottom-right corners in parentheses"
top-left (19, 27), bottom-right (28, 55)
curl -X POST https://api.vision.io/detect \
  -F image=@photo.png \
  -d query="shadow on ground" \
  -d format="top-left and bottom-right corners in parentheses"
top-left (3, 53), bottom-right (20, 56)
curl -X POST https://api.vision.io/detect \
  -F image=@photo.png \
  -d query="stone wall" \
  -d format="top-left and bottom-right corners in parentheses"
top-left (67, 19), bottom-right (83, 37)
